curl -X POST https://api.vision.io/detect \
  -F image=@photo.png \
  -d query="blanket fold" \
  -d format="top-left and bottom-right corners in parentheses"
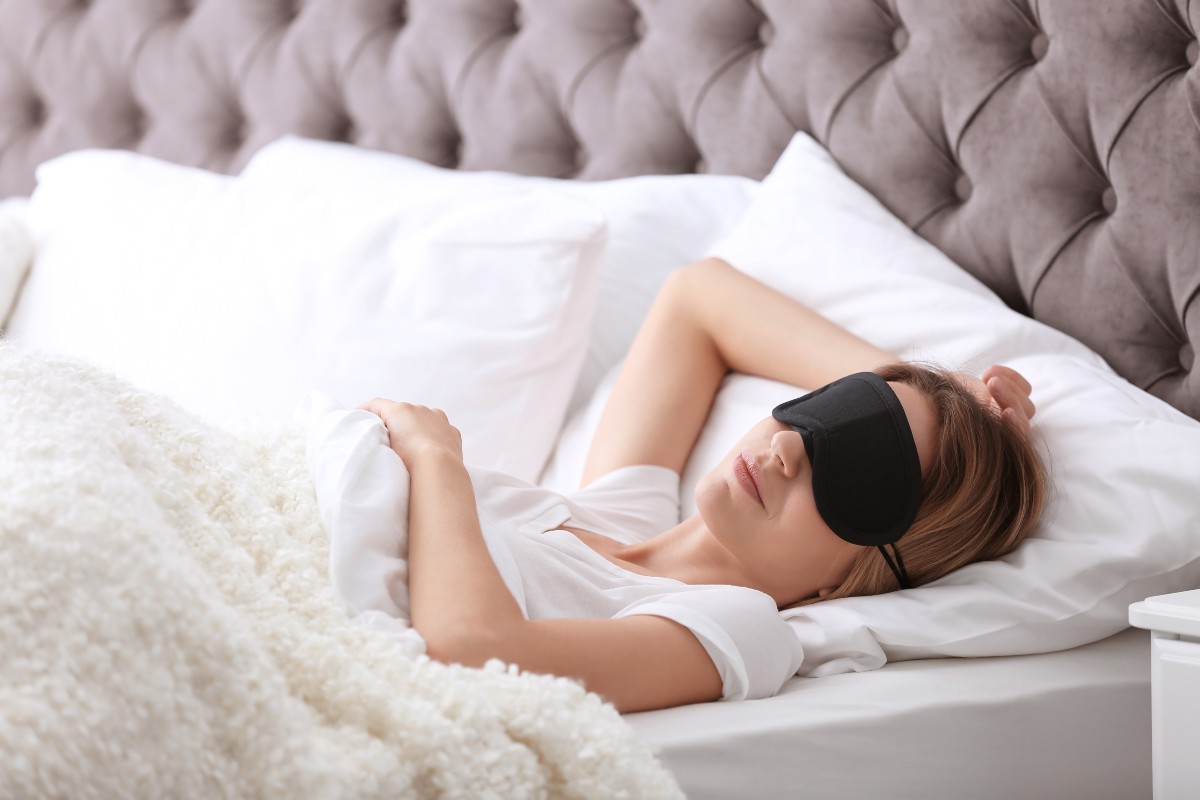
top-left (0, 345), bottom-right (681, 800)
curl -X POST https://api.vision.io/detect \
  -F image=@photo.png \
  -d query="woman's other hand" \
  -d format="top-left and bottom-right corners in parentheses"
top-left (953, 366), bottom-right (1036, 435)
top-left (358, 399), bottom-right (464, 466)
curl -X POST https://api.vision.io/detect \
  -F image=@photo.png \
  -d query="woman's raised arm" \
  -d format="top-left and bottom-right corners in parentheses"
top-left (581, 258), bottom-right (896, 485)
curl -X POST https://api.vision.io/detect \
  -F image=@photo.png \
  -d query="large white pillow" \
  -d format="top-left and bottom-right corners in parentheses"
top-left (5, 150), bottom-right (605, 481)
top-left (547, 133), bottom-right (1200, 676)
top-left (239, 137), bottom-right (757, 415)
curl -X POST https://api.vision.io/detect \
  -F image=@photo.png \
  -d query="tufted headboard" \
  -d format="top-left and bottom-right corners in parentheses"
top-left (1, 0), bottom-right (1197, 418)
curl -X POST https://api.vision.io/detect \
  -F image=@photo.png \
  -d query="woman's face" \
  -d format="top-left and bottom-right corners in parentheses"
top-left (694, 381), bottom-right (938, 607)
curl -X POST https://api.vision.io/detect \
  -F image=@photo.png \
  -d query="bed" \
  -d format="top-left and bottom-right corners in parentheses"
top-left (2, 1), bottom-right (1198, 798)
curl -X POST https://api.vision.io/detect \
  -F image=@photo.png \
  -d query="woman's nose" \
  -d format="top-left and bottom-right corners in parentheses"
top-left (769, 429), bottom-right (806, 479)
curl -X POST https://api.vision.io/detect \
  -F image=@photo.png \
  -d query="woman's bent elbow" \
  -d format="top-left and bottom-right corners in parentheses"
top-left (421, 623), bottom-right (508, 668)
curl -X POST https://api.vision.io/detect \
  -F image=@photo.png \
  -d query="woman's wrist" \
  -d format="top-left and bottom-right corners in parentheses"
top-left (402, 441), bottom-right (465, 473)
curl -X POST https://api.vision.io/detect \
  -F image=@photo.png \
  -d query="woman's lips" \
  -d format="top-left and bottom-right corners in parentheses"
top-left (734, 451), bottom-right (765, 508)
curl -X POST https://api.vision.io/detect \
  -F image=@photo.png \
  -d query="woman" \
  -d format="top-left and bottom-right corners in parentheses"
top-left (360, 257), bottom-right (1045, 713)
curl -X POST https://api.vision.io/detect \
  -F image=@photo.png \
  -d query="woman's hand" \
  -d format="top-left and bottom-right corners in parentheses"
top-left (953, 366), bottom-right (1036, 435)
top-left (357, 399), bottom-right (464, 466)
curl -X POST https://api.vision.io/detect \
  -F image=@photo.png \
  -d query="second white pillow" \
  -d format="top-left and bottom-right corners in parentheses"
top-left (239, 136), bottom-right (758, 415)
top-left (7, 150), bottom-right (606, 481)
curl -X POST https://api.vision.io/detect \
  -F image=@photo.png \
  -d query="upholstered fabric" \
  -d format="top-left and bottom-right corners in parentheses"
top-left (0, 0), bottom-right (1195, 418)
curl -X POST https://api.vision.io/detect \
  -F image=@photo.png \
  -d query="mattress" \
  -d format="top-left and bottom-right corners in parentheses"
top-left (627, 627), bottom-right (1150, 800)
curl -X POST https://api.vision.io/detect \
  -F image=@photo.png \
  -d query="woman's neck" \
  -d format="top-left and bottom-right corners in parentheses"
top-left (617, 515), bottom-right (758, 590)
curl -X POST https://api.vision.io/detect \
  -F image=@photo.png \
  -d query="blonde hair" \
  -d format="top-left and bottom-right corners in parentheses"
top-left (796, 362), bottom-right (1047, 605)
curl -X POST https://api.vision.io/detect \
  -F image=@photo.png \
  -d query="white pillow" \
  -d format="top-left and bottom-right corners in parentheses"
top-left (548, 132), bottom-right (1200, 677)
top-left (239, 136), bottom-right (757, 415)
top-left (6, 150), bottom-right (605, 481)
top-left (0, 199), bottom-right (33, 328)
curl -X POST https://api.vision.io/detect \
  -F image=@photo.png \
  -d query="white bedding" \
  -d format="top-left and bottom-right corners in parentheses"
top-left (0, 346), bottom-right (682, 799)
top-left (629, 627), bottom-right (1150, 800)
top-left (2, 141), bottom-right (1179, 797)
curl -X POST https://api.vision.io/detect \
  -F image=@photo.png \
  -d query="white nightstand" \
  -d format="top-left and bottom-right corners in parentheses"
top-left (1129, 590), bottom-right (1200, 799)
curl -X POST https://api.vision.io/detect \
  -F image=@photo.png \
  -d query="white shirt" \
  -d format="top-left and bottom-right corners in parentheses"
top-left (306, 404), bottom-right (803, 702)
top-left (471, 464), bottom-right (805, 701)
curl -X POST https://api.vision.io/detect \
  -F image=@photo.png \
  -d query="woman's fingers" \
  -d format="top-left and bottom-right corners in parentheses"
top-left (357, 397), bottom-right (393, 416)
top-left (1000, 406), bottom-right (1030, 435)
top-left (984, 376), bottom-right (1035, 436)
top-left (982, 365), bottom-right (1034, 406)
top-left (982, 364), bottom-right (1031, 394)
top-left (355, 399), bottom-right (463, 463)
top-left (982, 366), bottom-right (1036, 420)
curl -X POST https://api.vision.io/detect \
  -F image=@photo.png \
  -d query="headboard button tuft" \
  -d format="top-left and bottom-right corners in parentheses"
top-left (891, 27), bottom-right (909, 53)
top-left (1181, 342), bottom-right (1195, 371)
top-left (128, 109), bottom-right (147, 140)
top-left (1101, 187), bottom-right (1117, 215)
top-left (389, 2), bottom-right (406, 27)
top-left (336, 117), bottom-right (357, 143)
top-left (633, 14), bottom-right (645, 41)
top-left (1188, 41), bottom-right (1199, 67)
top-left (954, 173), bottom-right (972, 203)
top-left (228, 120), bottom-right (249, 147)
top-left (1030, 33), bottom-right (1049, 61)
top-left (26, 96), bottom-right (45, 126)
top-left (759, 22), bottom-right (774, 47)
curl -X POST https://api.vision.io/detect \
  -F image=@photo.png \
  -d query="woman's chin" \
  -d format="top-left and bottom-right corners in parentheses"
top-left (691, 470), bottom-right (722, 517)
top-left (692, 471), bottom-right (737, 541)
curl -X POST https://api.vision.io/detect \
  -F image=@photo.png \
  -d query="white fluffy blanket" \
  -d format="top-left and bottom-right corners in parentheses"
top-left (0, 345), bottom-right (682, 799)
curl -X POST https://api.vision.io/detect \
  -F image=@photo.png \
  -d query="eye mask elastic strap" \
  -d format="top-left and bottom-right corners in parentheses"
top-left (877, 543), bottom-right (911, 590)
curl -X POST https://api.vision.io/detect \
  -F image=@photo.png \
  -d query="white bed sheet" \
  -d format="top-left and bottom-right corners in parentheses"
top-left (627, 627), bottom-right (1150, 800)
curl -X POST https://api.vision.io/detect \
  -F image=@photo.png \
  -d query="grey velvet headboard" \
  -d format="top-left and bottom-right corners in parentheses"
top-left (1, 0), bottom-right (1196, 418)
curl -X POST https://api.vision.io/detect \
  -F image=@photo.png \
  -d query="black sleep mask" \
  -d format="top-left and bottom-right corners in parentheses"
top-left (772, 373), bottom-right (923, 580)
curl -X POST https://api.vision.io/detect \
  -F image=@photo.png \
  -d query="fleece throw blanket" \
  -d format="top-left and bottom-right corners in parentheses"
top-left (0, 345), bottom-right (682, 800)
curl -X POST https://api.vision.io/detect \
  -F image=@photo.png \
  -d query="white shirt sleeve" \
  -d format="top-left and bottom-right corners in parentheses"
top-left (615, 586), bottom-right (805, 701)
top-left (563, 465), bottom-right (681, 544)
